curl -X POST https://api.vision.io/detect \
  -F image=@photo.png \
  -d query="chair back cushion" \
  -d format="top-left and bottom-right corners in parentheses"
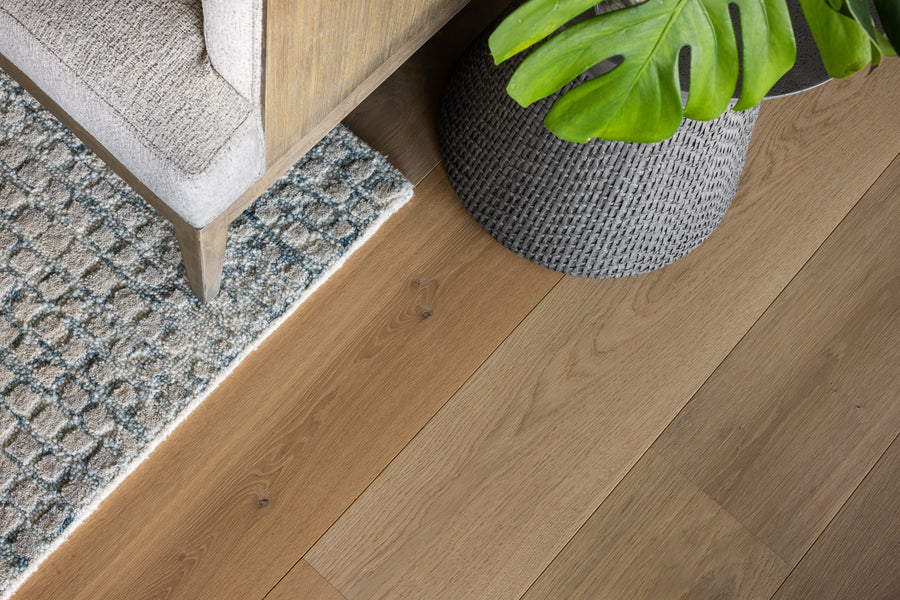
top-left (202, 0), bottom-right (264, 101)
top-left (0, 0), bottom-right (253, 174)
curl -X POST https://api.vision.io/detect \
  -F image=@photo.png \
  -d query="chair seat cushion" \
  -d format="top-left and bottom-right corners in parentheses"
top-left (0, 0), bottom-right (250, 174)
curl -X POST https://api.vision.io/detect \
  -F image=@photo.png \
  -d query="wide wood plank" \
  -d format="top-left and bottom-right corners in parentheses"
top-left (521, 153), bottom-right (900, 600)
top-left (771, 435), bottom-right (900, 600)
top-left (265, 560), bottom-right (348, 600)
top-left (653, 155), bottom-right (900, 565)
top-left (10, 168), bottom-right (561, 600)
top-left (305, 65), bottom-right (900, 600)
top-left (520, 450), bottom-right (788, 600)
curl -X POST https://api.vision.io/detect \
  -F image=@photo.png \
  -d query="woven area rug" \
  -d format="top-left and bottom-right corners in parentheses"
top-left (0, 69), bottom-right (412, 597)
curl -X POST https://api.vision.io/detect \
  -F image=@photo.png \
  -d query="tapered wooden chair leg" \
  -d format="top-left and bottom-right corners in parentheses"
top-left (173, 216), bottom-right (228, 303)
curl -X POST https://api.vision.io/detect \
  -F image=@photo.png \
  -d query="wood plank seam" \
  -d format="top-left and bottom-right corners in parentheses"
top-left (407, 160), bottom-right (441, 189)
top-left (5, 1), bottom-right (541, 594)
top-left (9, 166), bottom-right (563, 600)
top-left (262, 559), bottom-right (349, 600)
top-left (313, 116), bottom-right (900, 600)
top-left (11, 20), bottom-right (894, 599)
top-left (519, 449), bottom-right (792, 600)
top-left (514, 444), bottom-right (793, 600)
top-left (650, 150), bottom-right (900, 468)
top-left (767, 434), bottom-right (900, 599)
top-left (765, 430), bottom-right (900, 600)
top-left (512, 151), bottom-right (900, 600)
top-left (258, 160), bottom-right (539, 600)
top-left (649, 151), bottom-right (900, 564)
top-left (304, 67), bottom-right (900, 596)
top-left (261, 559), bottom-right (300, 600)
top-left (293, 244), bottom-right (565, 558)
top-left (650, 450), bottom-right (792, 564)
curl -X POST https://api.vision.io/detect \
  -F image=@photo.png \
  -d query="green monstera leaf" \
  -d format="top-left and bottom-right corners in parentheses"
top-left (490, 0), bottom-right (798, 143)
top-left (801, 0), bottom-right (896, 74)
top-left (800, 0), bottom-right (874, 74)
top-left (845, 0), bottom-right (897, 57)
top-left (873, 0), bottom-right (900, 51)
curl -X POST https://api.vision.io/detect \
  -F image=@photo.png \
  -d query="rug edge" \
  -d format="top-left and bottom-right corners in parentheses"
top-left (0, 176), bottom-right (414, 600)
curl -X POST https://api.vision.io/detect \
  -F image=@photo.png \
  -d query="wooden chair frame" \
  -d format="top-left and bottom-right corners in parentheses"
top-left (0, 0), bottom-right (470, 301)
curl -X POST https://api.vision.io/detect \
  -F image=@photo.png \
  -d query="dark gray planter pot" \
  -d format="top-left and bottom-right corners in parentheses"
top-left (439, 3), bottom-right (828, 278)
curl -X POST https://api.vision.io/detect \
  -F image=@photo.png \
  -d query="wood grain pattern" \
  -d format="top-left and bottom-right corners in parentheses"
top-left (8, 6), bottom-right (898, 597)
top-left (265, 560), bottom-right (348, 600)
top-left (520, 153), bottom-right (900, 600)
top-left (225, 0), bottom-right (513, 224)
top-left (771, 435), bottom-right (900, 600)
top-left (305, 65), bottom-right (900, 600)
top-left (219, 0), bottom-right (496, 225)
top-left (172, 214), bottom-right (228, 302)
top-left (10, 168), bottom-right (561, 600)
top-left (264, 0), bottom-right (470, 163)
top-left (520, 450), bottom-right (789, 600)
top-left (652, 154), bottom-right (900, 565)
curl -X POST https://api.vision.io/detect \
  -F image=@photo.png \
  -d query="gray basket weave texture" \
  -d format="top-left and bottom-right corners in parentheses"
top-left (439, 28), bottom-right (760, 278)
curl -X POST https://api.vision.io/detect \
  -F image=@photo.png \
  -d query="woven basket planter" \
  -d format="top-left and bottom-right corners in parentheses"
top-left (439, 5), bottom-right (828, 278)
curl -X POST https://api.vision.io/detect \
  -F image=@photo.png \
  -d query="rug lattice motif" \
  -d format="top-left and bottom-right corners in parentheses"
top-left (0, 68), bottom-right (412, 595)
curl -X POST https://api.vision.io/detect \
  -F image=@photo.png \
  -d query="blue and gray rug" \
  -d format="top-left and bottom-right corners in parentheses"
top-left (0, 68), bottom-right (412, 597)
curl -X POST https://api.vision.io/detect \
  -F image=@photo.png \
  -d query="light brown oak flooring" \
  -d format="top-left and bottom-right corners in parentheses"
top-left (12, 3), bottom-right (900, 599)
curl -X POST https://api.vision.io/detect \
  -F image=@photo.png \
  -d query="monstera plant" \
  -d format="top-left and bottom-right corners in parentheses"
top-left (489, 0), bottom-right (899, 143)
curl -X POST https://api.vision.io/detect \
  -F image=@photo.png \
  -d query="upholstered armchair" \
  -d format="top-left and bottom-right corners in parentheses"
top-left (0, 0), bottom-right (265, 301)
top-left (0, 0), bottom-right (469, 301)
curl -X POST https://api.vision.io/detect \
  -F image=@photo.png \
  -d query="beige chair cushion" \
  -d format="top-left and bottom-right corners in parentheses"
top-left (0, 0), bottom-right (265, 228)
top-left (203, 0), bottom-right (260, 101)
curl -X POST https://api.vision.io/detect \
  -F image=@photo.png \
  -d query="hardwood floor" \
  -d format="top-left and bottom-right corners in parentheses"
top-left (304, 67), bottom-right (900, 600)
top-left (265, 560), bottom-right (347, 600)
top-left (653, 155), bottom-right (900, 566)
top-left (519, 450), bottom-right (789, 600)
top-left (771, 435), bottom-right (900, 600)
top-left (12, 2), bottom-right (899, 599)
top-left (513, 154), bottom-right (900, 600)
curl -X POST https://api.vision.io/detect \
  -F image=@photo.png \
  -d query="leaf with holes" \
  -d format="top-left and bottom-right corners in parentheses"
top-left (490, 0), bottom-right (797, 143)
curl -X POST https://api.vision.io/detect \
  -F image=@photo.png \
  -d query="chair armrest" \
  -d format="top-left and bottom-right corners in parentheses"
top-left (202, 0), bottom-right (263, 102)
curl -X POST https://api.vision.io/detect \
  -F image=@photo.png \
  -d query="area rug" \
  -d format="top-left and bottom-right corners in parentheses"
top-left (0, 68), bottom-right (413, 597)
